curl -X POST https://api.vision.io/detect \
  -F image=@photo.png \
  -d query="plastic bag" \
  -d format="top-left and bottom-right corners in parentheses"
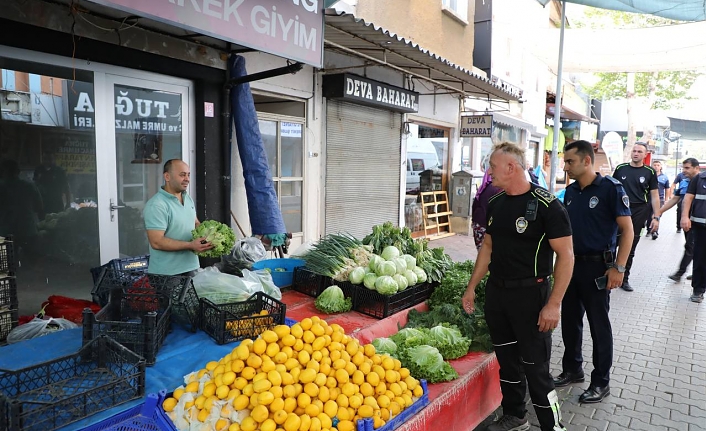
top-left (242, 268), bottom-right (282, 300)
top-left (291, 241), bottom-right (314, 257)
top-left (192, 266), bottom-right (282, 304)
top-left (7, 316), bottom-right (77, 344)
top-left (219, 237), bottom-right (267, 276)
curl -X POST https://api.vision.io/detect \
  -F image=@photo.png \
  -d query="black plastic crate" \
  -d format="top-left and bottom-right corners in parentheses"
top-left (199, 292), bottom-right (286, 345)
top-left (0, 276), bottom-right (17, 310)
top-left (0, 309), bottom-right (18, 343)
top-left (0, 237), bottom-right (15, 274)
top-left (82, 289), bottom-right (171, 366)
top-left (0, 335), bottom-right (145, 431)
top-left (90, 255), bottom-right (150, 287)
top-left (352, 282), bottom-right (435, 319)
top-left (292, 267), bottom-right (328, 297)
top-left (93, 270), bottom-right (199, 332)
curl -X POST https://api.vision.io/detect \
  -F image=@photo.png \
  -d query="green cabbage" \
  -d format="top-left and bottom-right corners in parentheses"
top-left (315, 285), bottom-right (352, 314)
top-left (400, 345), bottom-right (459, 383)
top-left (412, 267), bottom-right (428, 283)
top-left (372, 337), bottom-right (398, 356)
top-left (375, 275), bottom-right (398, 295)
top-left (381, 245), bottom-right (400, 261)
top-left (393, 274), bottom-right (409, 291)
top-left (376, 261), bottom-right (397, 277)
top-left (191, 220), bottom-right (236, 258)
top-left (390, 327), bottom-right (428, 349)
top-left (393, 257), bottom-right (408, 275)
top-left (428, 325), bottom-right (472, 360)
top-left (403, 270), bottom-right (418, 286)
top-left (402, 254), bottom-right (417, 270)
top-left (363, 273), bottom-right (378, 290)
top-left (349, 267), bottom-right (366, 285)
top-left (368, 255), bottom-right (384, 273)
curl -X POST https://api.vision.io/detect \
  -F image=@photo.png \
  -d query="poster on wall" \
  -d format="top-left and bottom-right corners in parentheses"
top-left (52, 135), bottom-right (97, 175)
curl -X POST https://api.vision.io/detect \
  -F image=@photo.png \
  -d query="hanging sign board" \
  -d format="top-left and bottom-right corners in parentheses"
top-left (86, 0), bottom-right (324, 67)
top-left (322, 73), bottom-right (419, 113)
top-left (460, 115), bottom-right (493, 138)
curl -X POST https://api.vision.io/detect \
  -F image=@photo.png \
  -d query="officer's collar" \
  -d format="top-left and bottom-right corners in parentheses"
top-left (569, 172), bottom-right (603, 190)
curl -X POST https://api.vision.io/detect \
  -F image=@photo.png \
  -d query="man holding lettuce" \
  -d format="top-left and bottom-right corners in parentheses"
top-left (144, 159), bottom-right (213, 275)
top-left (462, 142), bottom-right (573, 431)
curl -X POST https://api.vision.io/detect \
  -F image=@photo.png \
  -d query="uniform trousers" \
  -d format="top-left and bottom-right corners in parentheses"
top-left (692, 225), bottom-right (706, 295)
top-left (675, 230), bottom-right (694, 276)
top-left (560, 261), bottom-right (612, 387)
top-left (485, 277), bottom-right (565, 431)
top-left (624, 203), bottom-right (651, 282)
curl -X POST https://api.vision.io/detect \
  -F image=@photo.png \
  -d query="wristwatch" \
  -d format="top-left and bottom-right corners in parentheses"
top-left (613, 264), bottom-right (626, 273)
top-left (653, 216), bottom-right (660, 221)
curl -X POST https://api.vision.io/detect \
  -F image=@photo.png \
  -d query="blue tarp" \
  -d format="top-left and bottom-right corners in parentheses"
top-left (229, 55), bottom-right (287, 236)
top-left (536, 0), bottom-right (706, 21)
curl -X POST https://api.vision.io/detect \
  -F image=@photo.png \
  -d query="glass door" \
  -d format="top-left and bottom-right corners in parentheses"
top-left (98, 75), bottom-right (191, 260)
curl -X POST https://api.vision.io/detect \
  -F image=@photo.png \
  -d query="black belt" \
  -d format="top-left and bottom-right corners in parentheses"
top-left (490, 276), bottom-right (549, 288)
top-left (574, 254), bottom-right (604, 262)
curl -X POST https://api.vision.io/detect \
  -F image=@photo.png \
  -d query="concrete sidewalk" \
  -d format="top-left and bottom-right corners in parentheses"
top-left (433, 209), bottom-right (706, 431)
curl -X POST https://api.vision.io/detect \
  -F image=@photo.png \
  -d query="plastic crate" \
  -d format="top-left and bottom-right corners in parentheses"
top-left (251, 258), bottom-right (305, 287)
top-left (199, 292), bottom-right (286, 345)
top-left (0, 237), bottom-right (15, 275)
top-left (0, 335), bottom-right (146, 431)
top-left (93, 270), bottom-right (199, 332)
top-left (82, 288), bottom-right (172, 366)
top-left (0, 275), bottom-right (17, 309)
top-left (351, 282), bottom-right (435, 319)
top-left (292, 267), bottom-right (328, 297)
top-left (81, 390), bottom-right (176, 431)
top-left (0, 308), bottom-right (18, 343)
top-left (90, 255), bottom-right (150, 286)
top-left (356, 380), bottom-right (429, 431)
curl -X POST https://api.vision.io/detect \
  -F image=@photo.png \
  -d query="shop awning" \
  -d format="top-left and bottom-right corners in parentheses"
top-left (535, 0), bottom-right (706, 22)
top-left (323, 10), bottom-right (522, 103)
top-left (491, 112), bottom-right (537, 133)
top-left (546, 103), bottom-right (599, 124)
top-left (668, 117), bottom-right (706, 140)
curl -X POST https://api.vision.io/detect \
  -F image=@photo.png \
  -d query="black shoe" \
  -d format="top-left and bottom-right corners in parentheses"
top-left (652, 232), bottom-right (658, 240)
top-left (553, 371), bottom-right (585, 387)
top-left (620, 281), bottom-right (634, 292)
top-left (687, 275), bottom-right (693, 280)
top-left (579, 385), bottom-right (610, 403)
top-left (668, 273), bottom-right (683, 282)
top-left (677, 228), bottom-right (682, 233)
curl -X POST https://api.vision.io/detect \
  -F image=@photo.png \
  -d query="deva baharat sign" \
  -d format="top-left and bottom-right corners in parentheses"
top-left (460, 115), bottom-right (493, 138)
top-left (87, 0), bottom-right (324, 67)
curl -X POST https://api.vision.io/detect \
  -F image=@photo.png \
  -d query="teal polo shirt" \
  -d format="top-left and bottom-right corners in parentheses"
top-left (144, 187), bottom-right (199, 275)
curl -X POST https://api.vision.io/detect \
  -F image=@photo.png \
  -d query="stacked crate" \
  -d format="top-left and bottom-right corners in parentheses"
top-left (0, 236), bottom-right (18, 342)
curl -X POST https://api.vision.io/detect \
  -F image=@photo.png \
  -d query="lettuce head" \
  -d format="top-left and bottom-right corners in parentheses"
top-left (191, 220), bottom-right (236, 258)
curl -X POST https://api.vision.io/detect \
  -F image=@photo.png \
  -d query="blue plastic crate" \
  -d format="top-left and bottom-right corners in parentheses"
top-left (356, 380), bottom-right (429, 431)
top-left (251, 258), bottom-right (305, 287)
top-left (80, 391), bottom-right (177, 431)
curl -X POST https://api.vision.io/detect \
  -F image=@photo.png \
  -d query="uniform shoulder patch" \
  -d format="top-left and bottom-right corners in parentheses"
top-left (533, 187), bottom-right (556, 203)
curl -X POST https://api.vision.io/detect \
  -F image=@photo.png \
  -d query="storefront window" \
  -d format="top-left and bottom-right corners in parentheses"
top-left (257, 118), bottom-right (304, 234)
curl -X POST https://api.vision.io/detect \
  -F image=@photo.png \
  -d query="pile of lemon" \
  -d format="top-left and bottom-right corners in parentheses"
top-left (162, 316), bottom-right (423, 431)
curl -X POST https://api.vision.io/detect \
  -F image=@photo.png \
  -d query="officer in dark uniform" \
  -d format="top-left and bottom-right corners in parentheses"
top-left (463, 142), bottom-right (573, 431)
top-left (681, 169), bottom-right (706, 303)
top-left (552, 140), bottom-right (634, 404)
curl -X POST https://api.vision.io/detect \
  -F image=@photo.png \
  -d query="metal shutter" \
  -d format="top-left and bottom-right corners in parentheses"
top-left (325, 100), bottom-right (401, 239)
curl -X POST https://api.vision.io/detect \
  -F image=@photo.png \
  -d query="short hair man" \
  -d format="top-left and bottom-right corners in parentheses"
top-left (462, 142), bottom-right (573, 431)
top-left (612, 142), bottom-right (661, 291)
top-left (646, 160), bottom-right (671, 239)
top-left (553, 140), bottom-right (633, 403)
top-left (680, 160), bottom-right (706, 302)
top-left (144, 159), bottom-right (213, 275)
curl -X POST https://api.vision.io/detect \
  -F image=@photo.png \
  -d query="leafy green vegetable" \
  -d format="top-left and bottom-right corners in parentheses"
top-left (375, 261), bottom-right (397, 277)
top-left (406, 303), bottom-right (493, 353)
top-left (191, 220), bottom-right (236, 258)
top-left (412, 267), bottom-right (427, 284)
top-left (381, 245), bottom-right (400, 261)
top-left (298, 234), bottom-right (374, 281)
top-left (363, 273), bottom-right (377, 290)
top-left (390, 327), bottom-right (429, 350)
top-left (393, 274), bottom-right (409, 291)
top-left (403, 270), bottom-right (418, 286)
top-left (374, 276), bottom-right (398, 295)
top-left (427, 260), bottom-right (476, 309)
top-left (399, 345), bottom-right (459, 383)
top-left (402, 254), bottom-right (417, 270)
top-left (314, 285), bottom-right (352, 314)
top-left (372, 337), bottom-right (398, 356)
top-left (428, 325), bottom-right (472, 360)
top-left (349, 267), bottom-right (366, 284)
top-left (363, 222), bottom-right (415, 255)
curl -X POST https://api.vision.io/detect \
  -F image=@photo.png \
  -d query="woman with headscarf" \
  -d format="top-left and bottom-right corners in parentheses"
top-left (471, 170), bottom-right (502, 250)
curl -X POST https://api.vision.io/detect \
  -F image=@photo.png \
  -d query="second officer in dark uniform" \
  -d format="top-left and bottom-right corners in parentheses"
top-left (553, 140), bottom-right (634, 403)
top-left (463, 142), bottom-right (573, 431)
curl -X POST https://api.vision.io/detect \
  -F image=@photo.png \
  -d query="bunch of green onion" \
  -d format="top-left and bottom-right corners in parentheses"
top-left (299, 234), bottom-right (374, 281)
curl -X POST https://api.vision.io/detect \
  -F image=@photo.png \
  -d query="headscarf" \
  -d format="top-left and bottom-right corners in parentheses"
top-left (476, 170), bottom-right (493, 197)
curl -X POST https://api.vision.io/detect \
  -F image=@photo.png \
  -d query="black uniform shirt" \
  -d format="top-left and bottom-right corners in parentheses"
top-left (564, 175), bottom-right (632, 255)
top-left (486, 184), bottom-right (572, 279)
top-left (612, 163), bottom-right (658, 204)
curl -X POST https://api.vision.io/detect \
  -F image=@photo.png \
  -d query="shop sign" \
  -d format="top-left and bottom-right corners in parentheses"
top-left (322, 74), bottom-right (419, 113)
top-left (67, 82), bottom-right (183, 135)
top-left (460, 115), bottom-right (493, 138)
top-left (87, 0), bottom-right (324, 68)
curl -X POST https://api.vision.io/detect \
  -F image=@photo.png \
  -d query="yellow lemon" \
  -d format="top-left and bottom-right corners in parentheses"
top-left (235, 344), bottom-right (250, 360)
top-left (312, 337), bottom-right (326, 352)
top-left (240, 417), bottom-right (257, 431)
top-left (389, 401), bottom-right (401, 416)
top-left (274, 409), bottom-right (289, 425)
top-left (198, 408), bottom-right (210, 423)
top-left (206, 361), bottom-right (219, 371)
top-left (253, 379), bottom-right (273, 393)
top-left (266, 342), bottom-right (281, 358)
top-left (299, 318), bottom-right (313, 331)
top-left (258, 391), bottom-right (275, 405)
top-left (162, 397), bottom-right (177, 412)
top-left (234, 393), bottom-right (250, 410)
top-left (381, 356), bottom-right (395, 371)
top-left (290, 324), bottom-right (304, 339)
top-left (247, 354), bottom-right (263, 369)
top-left (358, 405), bottom-right (374, 418)
top-left (274, 352), bottom-right (289, 364)
top-left (413, 385), bottom-right (424, 397)
top-left (274, 324), bottom-right (291, 338)
top-left (253, 338), bottom-right (267, 355)
top-left (241, 366), bottom-right (257, 381)
top-left (352, 370), bottom-right (365, 386)
top-left (348, 394), bottom-right (363, 409)
top-left (284, 397), bottom-right (298, 413)
top-left (304, 382), bottom-right (319, 398)
top-left (317, 413), bottom-right (332, 429)
top-left (336, 393), bottom-right (349, 408)
top-left (216, 419), bottom-right (230, 431)
top-left (303, 330), bottom-right (316, 345)
top-left (363, 344), bottom-right (376, 358)
top-left (376, 394), bottom-right (391, 409)
top-left (261, 330), bottom-right (278, 344)
top-left (336, 420), bottom-right (354, 431)
top-left (229, 423), bottom-right (241, 431)
top-left (335, 369), bottom-right (349, 385)
top-left (297, 392), bottom-right (312, 409)
top-left (344, 362), bottom-right (357, 376)
top-left (172, 388), bottom-right (185, 400)
top-left (231, 359), bottom-right (246, 373)
top-left (299, 368), bottom-right (316, 384)
top-left (262, 359), bottom-right (277, 373)
top-left (283, 413), bottom-right (302, 431)
top-left (185, 381), bottom-right (199, 393)
top-left (309, 416), bottom-right (322, 431)
top-left (311, 323), bottom-right (325, 337)
top-left (260, 418), bottom-right (277, 431)
top-left (222, 371), bottom-right (236, 386)
top-left (305, 403), bottom-right (320, 417)
top-left (318, 385), bottom-right (330, 403)
top-left (366, 372), bottom-right (380, 387)
top-left (251, 404), bottom-right (269, 423)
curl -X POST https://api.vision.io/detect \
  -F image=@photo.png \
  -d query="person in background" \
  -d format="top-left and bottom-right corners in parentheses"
top-left (553, 140), bottom-right (633, 404)
top-left (0, 159), bottom-right (44, 247)
top-left (661, 159), bottom-right (700, 283)
top-left (612, 142), bottom-right (660, 292)
top-left (680, 164), bottom-right (706, 303)
top-left (33, 150), bottom-right (71, 215)
top-left (144, 159), bottom-right (212, 276)
top-left (672, 170), bottom-right (685, 233)
top-left (646, 160), bottom-right (670, 239)
top-left (463, 142), bottom-right (573, 431)
top-left (471, 171), bottom-right (502, 251)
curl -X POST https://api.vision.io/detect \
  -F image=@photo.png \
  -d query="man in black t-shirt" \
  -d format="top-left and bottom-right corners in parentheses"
top-left (462, 142), bottom-right (573, 431)
top-left (612, 142), bottom-right (661, 291)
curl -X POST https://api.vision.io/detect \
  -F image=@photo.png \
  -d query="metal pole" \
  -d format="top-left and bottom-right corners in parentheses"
top-left (550, 1), bottom-right (567, 193)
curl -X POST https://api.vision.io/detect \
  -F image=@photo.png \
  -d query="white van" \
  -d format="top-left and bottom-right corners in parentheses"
top-left (406, 140), bottom-right (440, 193)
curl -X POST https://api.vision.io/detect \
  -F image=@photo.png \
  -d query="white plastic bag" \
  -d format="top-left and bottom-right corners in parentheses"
top-left (242, 269), bottom-right (282, 300)
top-left (7, 317), bottom-right (77, 344)
top-left (192, 266), bottom-right (282, 303)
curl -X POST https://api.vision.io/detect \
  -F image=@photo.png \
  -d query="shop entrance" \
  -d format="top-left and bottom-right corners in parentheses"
top-left (0, 49), bottom-right (193, 315)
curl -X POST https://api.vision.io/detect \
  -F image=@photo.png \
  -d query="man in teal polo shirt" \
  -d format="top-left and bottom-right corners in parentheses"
top-left (144, 159), bottom-right (212, 275)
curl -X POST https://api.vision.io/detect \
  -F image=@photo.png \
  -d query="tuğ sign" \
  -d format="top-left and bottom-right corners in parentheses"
top-left (322, 73), bottom-right (419, 113)
top-left (460, 115), bottom-right (493, 138)
top-left (86, 0), bottom-right (324, 68)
